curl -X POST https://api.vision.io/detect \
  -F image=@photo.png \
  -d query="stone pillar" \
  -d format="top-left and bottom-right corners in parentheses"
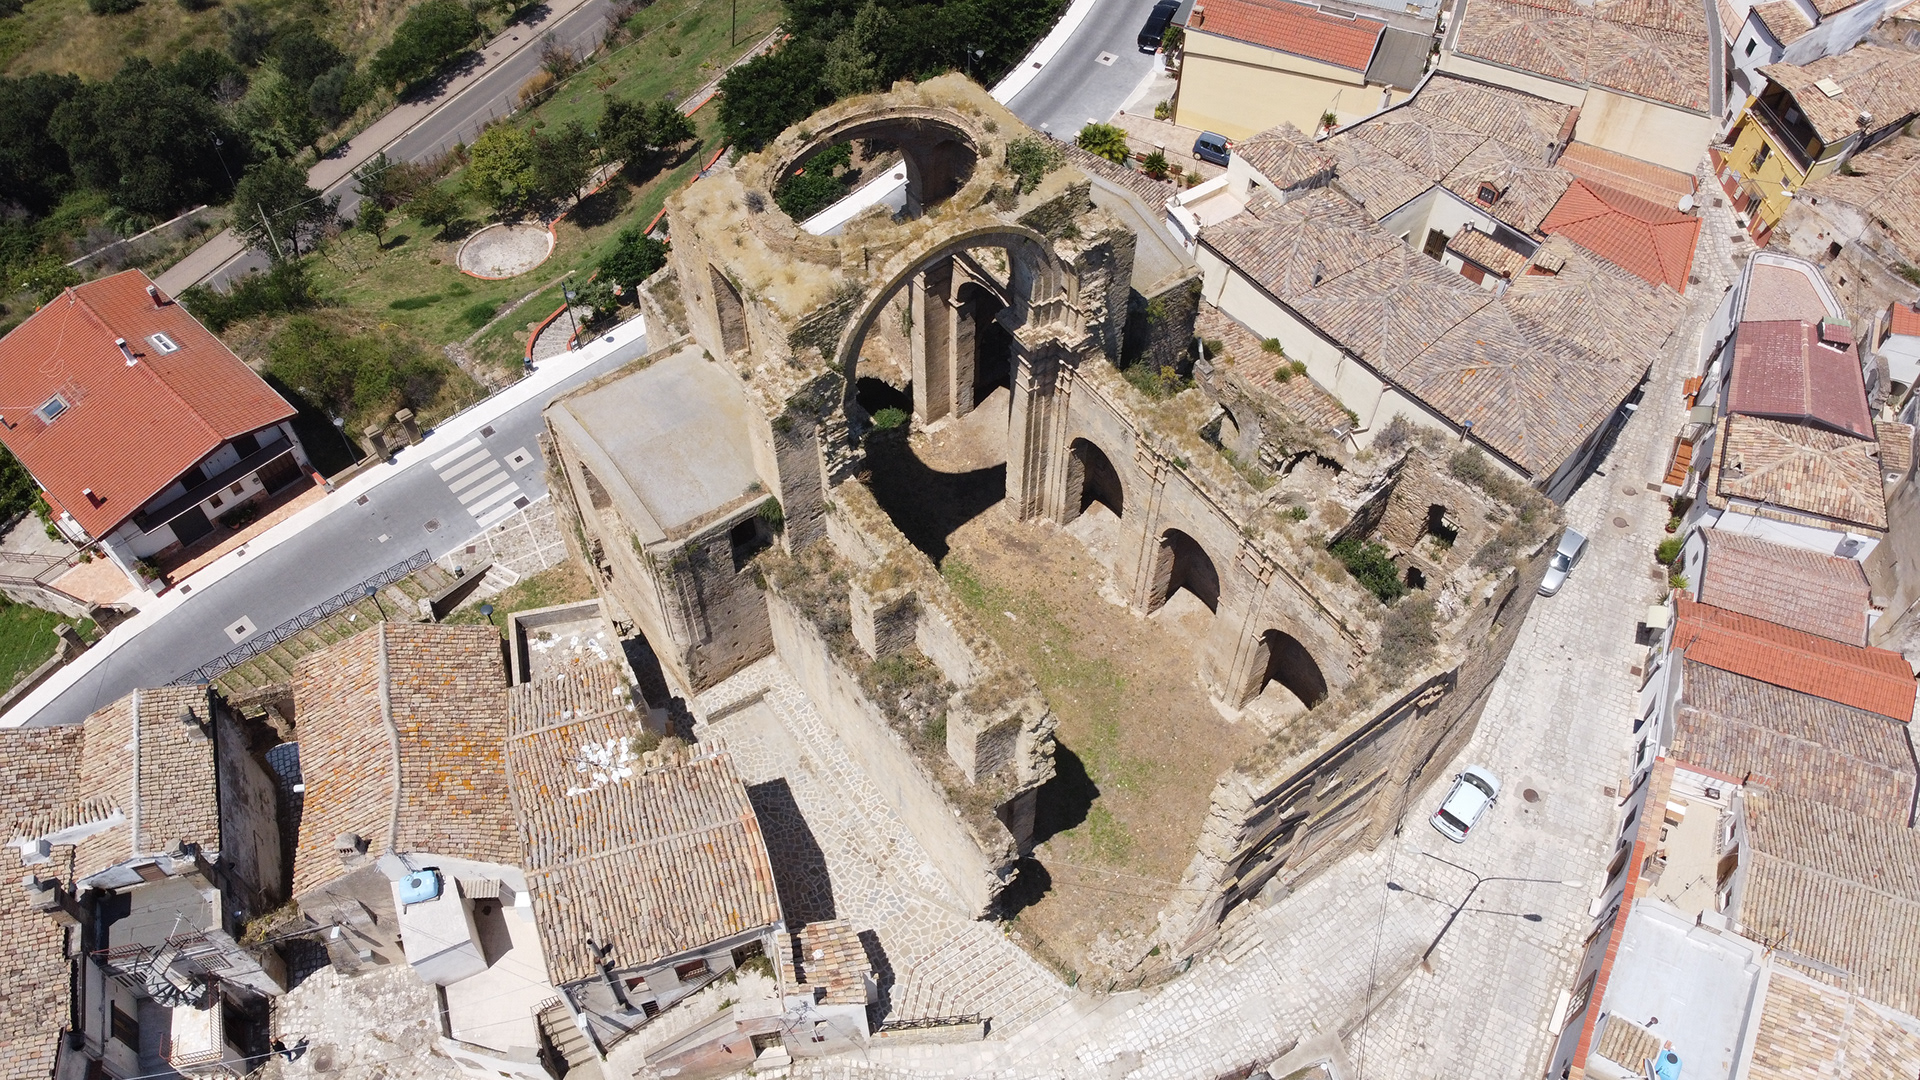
top-left (363, 425), bottom-right (389, 459)
top-left (394, 409), bottom-right (420, 443)
top-left (1121, 448), bottom-right (1174, 612)
top-left (1003, 332), bottom-right (1071, 522)
top-left (911, 260), bottom-right (956, 425)
top-left (1214, 545), bottom-right (1278, 707)
top-left (851, 583), bottom-right (917, 660)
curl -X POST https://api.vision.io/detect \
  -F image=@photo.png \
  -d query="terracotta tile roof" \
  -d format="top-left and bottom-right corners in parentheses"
top-left (1728, 321), bottom-right (1873, 437)
top-left (1747, 969), bottom-right (1920, 1080)
top-left (1759, 47), bottom-right (1920, 145)
top-left (1334, 74), bottom-right (1578, 231)
top-left (1671, 595), bottom-right (1914, 720)
top-left (1877, 421), bottom-right (1913, 484)
top-left (1234, 124), bottom-right (1337, 191)
top-left (0, 270), bottom-right (296, 539)
top-left (1058, 144), bottom-right (1180, 209)
top-left (1556, 141), bottom-right (1696, 206)
top-left (1197, 303), bottom-right (1356, 434)
top-left (1696, 530), bottom-right (1870, 645)
top-left (1803, 135), bottom-right (1920, 266)
top-left (1446, 226), bottom-right (1530, 277)
top-left (1751, 0), bottom-right (1813, 43)
top-left (1449, 0), bottom-right (1714, 111)
top-left (504, 661), bottom-right (781, 984)
top-left (1892, 302), bottom-right (1920, 338)
top-left (1204, 188), bottom-right (1399, 297)
top-left (291, 623), bottom-right (515, 897)
top-left (779, 920), bottom-right (873, 1006)
top-left (0, 727), bottom-right (84, 1080)
top-left (72, 685), bottom-right (222, 881)
top-left (1707, 415), bottom-right (1889, 533)
top-left (1540, 178), bottom-right (1702, 293)
top-left (1737, 786), bottom-right (1920, 1016)
top-left (1671, 660), bottom-right (1914, 821)
top-left (1189, 0), bottom-right (1387, 70)
top-left (1743, 260), bottom-right (1834, 325)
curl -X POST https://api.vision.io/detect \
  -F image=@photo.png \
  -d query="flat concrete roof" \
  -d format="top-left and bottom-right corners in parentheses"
top-left (1591, 903), bottom-right (1763, 1080)
top-left (550, 345), bottom-right (762, 543)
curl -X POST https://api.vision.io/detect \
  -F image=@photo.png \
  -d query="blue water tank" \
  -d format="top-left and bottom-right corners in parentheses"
top-left (1653, 1049), bottom-right (1682, 1080)
top-left (397, 868), bottom-right (443, 905)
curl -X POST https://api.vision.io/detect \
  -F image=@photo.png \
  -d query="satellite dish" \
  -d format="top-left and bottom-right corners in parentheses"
top-left (1677, 193), bottom-right (1695, 212)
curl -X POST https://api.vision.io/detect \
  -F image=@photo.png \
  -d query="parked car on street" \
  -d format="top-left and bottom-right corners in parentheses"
top-left (1431, 765), bottom-right (1501, 843)
top-left (1537, 528), bottom-right (1588, 597)
top-left (1193, 131), bottom-right (1232, 166)
top-left (1138, 0), bottom-right (1180, 51)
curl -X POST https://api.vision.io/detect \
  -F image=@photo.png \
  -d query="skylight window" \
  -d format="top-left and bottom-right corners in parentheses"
top-left (148, 332), bottom-right (180, 354)
top-left (35, 394), bottom-right (68, 423)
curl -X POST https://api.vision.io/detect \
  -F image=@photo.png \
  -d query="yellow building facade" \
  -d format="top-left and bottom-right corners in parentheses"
top-left (1175, 32), bottom-right (1409, 139)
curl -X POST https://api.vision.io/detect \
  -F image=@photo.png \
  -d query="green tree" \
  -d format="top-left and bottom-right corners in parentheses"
top-left (647, 99), bottom-right (695, 151)
top-left (232, 155), bottom-right (332, 258)
top-left (601, 96), bottom-right (695, 175)
top-left (352, 150), bottom-right (396, 208)
top-left (1076, 122), bottom-right (1130, 164)
top-left (774, 141), bottom-right (852, 221)
top-left (717, 37), bottom-right (830, 151)
top-left (0, 73), bottom-right (81, 215)
top-left (821, 0), bottom-right (891, 99)
top-left (223, 4), bottom-right (275, 66)
top-left (49, 60), bottom-right (246, 215)
top-left (357, 201), bottom-right (387, 241)
top-left (466, 124), bottom-right (538, 216)
top-left (271, 24), bottom-right (347, 87)
top-left (237, 68), bottom-right (325, 155)
top-left (599, 225), bottom-right (667, 290)
top-left (0, 445), bottom-right (41, 523)
top-left (370, 0), bottom-right (481, 89)
top-left (530, 120), bottom-right (596, 207)
top-left (408, 183), bottom-right (464, 238)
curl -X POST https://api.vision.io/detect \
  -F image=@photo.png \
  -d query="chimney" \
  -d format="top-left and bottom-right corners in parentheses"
top-left (145, 284), bottom-right (162, 307)
top-left (334, 832), bottom-right (369, 866)
top-left (115, 337), bottom-right (136, 366)
top-left (21, 875), bottom-right (81, 927)
top-left (177, 707), bottom-right (209, 742)
top-left (1190, 4), bottom-right (1205, 26)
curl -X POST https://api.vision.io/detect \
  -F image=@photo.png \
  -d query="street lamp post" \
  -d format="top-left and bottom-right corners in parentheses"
top-left (1391, 853), bottom-right (1582, 968)
top-left (480, 602), bottom-right (495, 627)
top-left (365, 583), bottom-right (386, 621)
top-left (562, 287), bottom-right (581, 351)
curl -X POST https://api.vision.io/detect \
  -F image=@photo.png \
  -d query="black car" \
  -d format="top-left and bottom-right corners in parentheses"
top-left (1138, 0), bottom-right (1180, 51)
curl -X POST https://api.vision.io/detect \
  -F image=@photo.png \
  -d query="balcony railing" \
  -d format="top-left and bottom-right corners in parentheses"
top-left (1746, 97), bottom-right (1817, 174)
top-left (134, 434), bottom-right (294, 533)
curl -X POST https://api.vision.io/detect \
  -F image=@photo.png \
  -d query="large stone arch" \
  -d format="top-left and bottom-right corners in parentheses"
top-left (1241, 628), bottom-right (1328, 708)
top-left (769, 110), bottom-right (982, 216)
top-left (1150, 528), bottom-right (1221, 614)
top-left (833, 224), bottom-right (1070, 429)
top-left (1064, 437), bottom-right (1125, 522)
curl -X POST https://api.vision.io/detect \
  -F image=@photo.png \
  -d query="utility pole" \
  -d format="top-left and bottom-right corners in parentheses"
top-left (730, 0), bottom-right (736, 45)
top-left (257, 203), bottom-right (286, 261)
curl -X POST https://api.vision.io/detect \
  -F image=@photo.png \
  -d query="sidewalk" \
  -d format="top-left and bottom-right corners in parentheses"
top-left (0, 313), bottom-right (646, 729)
top-left (153, 0), bottom-right (599, 296)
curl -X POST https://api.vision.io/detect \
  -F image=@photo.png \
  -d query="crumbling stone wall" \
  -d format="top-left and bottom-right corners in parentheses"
top-left (1125, 277), bottom-right (1204, 374)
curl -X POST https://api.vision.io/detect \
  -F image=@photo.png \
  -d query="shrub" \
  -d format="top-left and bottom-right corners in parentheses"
top-left (600, 226), bottom-right (668, 290)
top-left (1274, 360), bottom-right (1306, 383)
top-left (757, 498), bottom-right (784, 534)
top-left (870, 407), bottom-right (908, 430)
top-left (87, 0), bottom-right (140, 14)
top-left (460, 301), bottom-right (498, 330)
top-left (1261, 338), bottom-right (1284, 354)
top-left (1377, 595), bottom-right (1438, 683)
top-left (1141, 150), bottom-right (1170, 180)
top-left (1005, 136), bottom-right (1063, 193)
top-left (1330, 537), bottom-right (1407, 603)
top-left (264, 316), bottom-right (459, 427)
top-left (179, 259), bottom-right (317, 332)
top-left (1319, 111), bottom-right (1338, 132)
top-left (1076, 121), bottom-right (1130, 165)
top-left (1656, 536), bottom-right (1683, 566)
top-left (217, 503), bottom-right (260, 530)
top-left (370, 0), bottom-right (481, 89)
top-left (1153, 99), bottom-right (1171, 120)
top-left (774, 142), bottom-right (853, 221)
top-left (1283, 505), bottom-right (1309, 522)
top-left (1123, 362), bottom-right (1190, 399)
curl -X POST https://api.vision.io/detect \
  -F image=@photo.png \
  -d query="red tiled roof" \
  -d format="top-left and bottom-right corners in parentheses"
top-left (0, 270), bottom-right (295, 539)
top-left (1556, 142), bottom-right (1695, 207)
top-left (1190, 0), bottom-right (1386, 71)
top-left (1728, 320), bottom-right (1873, 438)
top-left (1671, 596), bottom-right (1915, 721)
top-left (1697, 530), bottom-right (1871, 645)
top-left (1892, 302), bottom-right (1920, 337)
top-left (1540, 179), bottom-right (1701, 293)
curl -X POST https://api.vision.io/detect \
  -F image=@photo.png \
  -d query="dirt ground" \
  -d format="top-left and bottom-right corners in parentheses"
top-left (865, 395), bottom-right (1264, 987)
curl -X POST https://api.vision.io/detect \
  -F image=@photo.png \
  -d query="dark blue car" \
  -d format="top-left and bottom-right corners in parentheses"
top-left (1193, 131), bottom-right (1232, 166)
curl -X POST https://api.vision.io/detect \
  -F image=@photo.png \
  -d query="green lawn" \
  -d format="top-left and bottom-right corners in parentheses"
top-left (0, 600), bottom-right (92, 692)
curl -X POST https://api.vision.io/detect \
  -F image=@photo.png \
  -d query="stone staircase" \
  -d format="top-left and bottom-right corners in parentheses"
top-left (536, 998), bottom-right (603, 1080)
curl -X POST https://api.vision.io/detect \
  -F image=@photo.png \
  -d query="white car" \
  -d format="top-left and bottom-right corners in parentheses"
top-left (1431, 765), bottom-right (1501, 843)
top-left (1537, 528), bottom-right (1587, 597)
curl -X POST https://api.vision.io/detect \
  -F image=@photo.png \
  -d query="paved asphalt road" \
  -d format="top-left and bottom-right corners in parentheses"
top-left (30, 337), bottom-right (646, 728)
top-left (1004, 0), bottom-right (1161, 139)
top-left (203, 0), bottom-right (614, 292)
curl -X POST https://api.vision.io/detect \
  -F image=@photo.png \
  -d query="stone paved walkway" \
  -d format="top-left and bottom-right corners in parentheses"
top-left (779, 163), bottom-right (1744, 1080)
top-left (531, 305), bottom-right (594, 362)
top-left (437, 497), bottom-right (570, 593)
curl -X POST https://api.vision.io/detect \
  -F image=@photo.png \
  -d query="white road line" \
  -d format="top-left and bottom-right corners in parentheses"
top-left (474, 500), bottom-right (522, 529)
top-left (458, 470), bottom-right (513, 504)
top-left (466, 482), bottom-right (522, 515)
top-left (437, 449), bottom-right (492, 480)
top-left (430, 438), bottom-right (485, 470)
top-left (450, 461), bottom-right (507, 495)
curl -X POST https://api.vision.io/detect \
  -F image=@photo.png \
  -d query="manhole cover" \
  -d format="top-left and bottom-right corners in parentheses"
top-left (1613, 516), bottom-right (1630, 528)
top-left (1095, 51), bottom-right (1117, 65)
top-left (1622, 485), bottom-right (1638, 496)
top-left (482, 425), bottom-right (496, 438)
top-left (424, 519), bottom-right (441, 533)
top-left (1523, 788), bottom-right (1541, 803)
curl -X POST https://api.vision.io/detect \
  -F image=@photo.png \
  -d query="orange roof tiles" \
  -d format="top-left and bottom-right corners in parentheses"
top-left (1892, 302), bottom-right (1920, 338)
top-left (1190, 0), bottom-right (1386, 70)
top-left (1672, 596), bottom-right (1915, 721)
top-left (0, 269), bottom-right (295, 539)
top-left (1556, 142), bottom-right (1696, 207)
top-left (1541, 178), bottom-right (1702, 293)
top-left (1696, 530), bottom-right (1871, 645)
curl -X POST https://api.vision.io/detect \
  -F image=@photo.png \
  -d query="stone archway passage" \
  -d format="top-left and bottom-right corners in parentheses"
top-left (959, 280), bottom-right (1013, 407)
top-left (1066, 438), bottom-right (1124, 521)
top-left (1152, 528), bottom-right (1220, 613)
top-left (1253, 629), bottom-right (1328, 707)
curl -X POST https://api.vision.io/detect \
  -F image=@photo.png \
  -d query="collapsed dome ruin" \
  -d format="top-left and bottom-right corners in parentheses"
top-left (543, 74), bottom-right (1562, 975)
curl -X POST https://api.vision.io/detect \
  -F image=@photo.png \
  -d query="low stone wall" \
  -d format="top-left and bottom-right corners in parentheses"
top-left (764, 591), bottom-right (1006, 917)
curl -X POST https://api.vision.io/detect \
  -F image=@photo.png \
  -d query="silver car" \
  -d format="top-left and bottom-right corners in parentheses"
top-left (1537, 528), bottom-right (1588, 596)
top-left (1431, 765), bottom-right (1501, 843)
